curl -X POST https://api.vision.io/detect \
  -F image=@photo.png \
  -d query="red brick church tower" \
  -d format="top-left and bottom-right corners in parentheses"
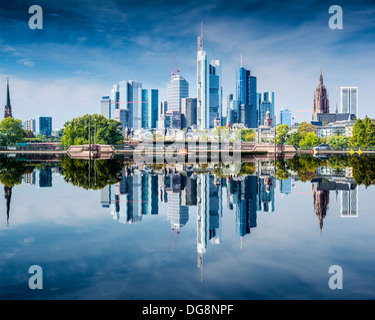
top-left (312, 70), bottom-right (329, 120)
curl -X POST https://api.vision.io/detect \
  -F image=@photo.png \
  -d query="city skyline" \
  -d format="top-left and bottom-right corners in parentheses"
top-left (0, 1), bottom-right (374, 128)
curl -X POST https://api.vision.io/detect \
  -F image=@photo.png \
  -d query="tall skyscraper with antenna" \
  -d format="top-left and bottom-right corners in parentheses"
top-left (4, 78), bottom-right (12, 118)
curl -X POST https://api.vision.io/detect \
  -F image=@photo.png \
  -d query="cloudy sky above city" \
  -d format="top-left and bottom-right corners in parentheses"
top-left (0, 0), bottom-right (374, 128)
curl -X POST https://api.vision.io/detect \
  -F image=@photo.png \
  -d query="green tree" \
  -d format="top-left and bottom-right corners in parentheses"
top-left (327, 135), bottom-right (350, 149)
top-left (286, 131), bottom-right (303, 147)
top-left (350, 118), bottom-right (367, 147)
top-left (297, 121), bottom-right (317, 135)
top-left (24, 130), bottom-right (35, 138)
top-left (61, 114), bottom-right (123, 146)
top-left (241, 129), bottom-right (256, 142)
top-left (299, 132), bottom-right (321, 148)
top-left (276, 124), bottom-right (291, 145)
top-left (365, 120), bottom-right (375, 147)
top-left (0, 118), bottom-right (26, 146)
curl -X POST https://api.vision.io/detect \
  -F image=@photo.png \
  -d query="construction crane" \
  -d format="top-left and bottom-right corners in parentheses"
top-left (168, 52), bottom-right (175, 78)
top-left (174, 54), bottom-right (180, 75)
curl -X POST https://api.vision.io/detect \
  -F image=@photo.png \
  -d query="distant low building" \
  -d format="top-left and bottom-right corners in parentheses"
top-left (317, 113), bottom-right (356, 124)
top-left (316, 120), bottom-right (356, 138)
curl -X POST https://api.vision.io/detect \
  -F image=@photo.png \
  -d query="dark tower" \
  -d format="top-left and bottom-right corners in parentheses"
top-left (312, 69), bottom-right (329, 120)
top-left (4, 78), bottom-right (12, 118)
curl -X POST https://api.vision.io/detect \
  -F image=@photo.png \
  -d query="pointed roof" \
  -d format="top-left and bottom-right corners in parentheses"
top-left (319, 69), bottom-right (323, 84)
top-left (6, 78), bottom-right (10, 107)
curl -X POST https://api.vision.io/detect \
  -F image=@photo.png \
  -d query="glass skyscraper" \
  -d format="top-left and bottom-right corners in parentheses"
top-left (36, 116), bottom-right (52, 136)
top-left (118, 80), bottom-right (142, 130)
top-left (167, 75), bottom-right (189, 112)
top-left (142, 89), bottom-right (159, 129)
top-left (197, 24), bottom-right (222, 129)
top-left (100, 96), bottom-right (116, 120)
top-left (340, 87), bottom-right (358, 118)
top-left (235, 67), bottom-right (257, 128)
top-left (280, 108), bottom-right (292, 127)
top-left (259, 92), bottom-right (275, 127)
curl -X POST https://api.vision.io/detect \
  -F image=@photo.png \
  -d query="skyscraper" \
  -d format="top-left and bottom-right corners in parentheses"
top-left (259, 92), bottom-right (275, 127)
top-left (23, 119), bottom-right (36, 134)
top-left (167, 75), bottom-right (189, 112)
top-left (197, 23), bottom-right (222, 129)
top-left (181, 97), bottom-right (197, 128)
top-left (280, 108), bottom-right (292, 126)
top-left (36, 116), bottom-right (52, 136)
top-left (340, 87), bottom-right (358, 118)
top-left (142, 89), bottom-right (159, 129)
top-left (313, 70), bottom-right (329, 120)
top-left (100, 96), bottom-right (116, 120)
top-left (4, 78), bottom-right (12, 118)
top-left (118, 80), bottom-right (142, 130)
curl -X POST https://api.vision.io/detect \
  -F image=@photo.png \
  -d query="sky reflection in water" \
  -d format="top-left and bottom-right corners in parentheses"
top-left (0, 156), bottom-right (374, 300)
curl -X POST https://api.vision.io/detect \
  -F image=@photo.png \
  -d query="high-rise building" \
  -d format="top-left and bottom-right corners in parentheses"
top-left (167, 75), bottom-right (189, 112)
top-left (36, 116), bottom-right (52, 136)
top-left (181, 98), bottom-right (197, 128)
top-left (4, 78), bottom-right (12, 119)
top-left (36, 168), bottom-right (52, 188)
top-left (23, 119), bottom-right (36, 134)
top-left (340, 187), bottom-right (358, 218)
top-left (100, 96), bottom-right (116, 120)
top-left (197, 23), bottom-right (222, 129)
top-left (158, 101), bottom-right (168, 129)
top-left (115, 109), bottom-right (129, 136)
top-left (118, 80), bottom-right (142, 130)
top-left (280, 108), bottom-right (292, 126)
top-left (340, 87), bottom-right (358, 118)
top-left (236, 63), bottom-right (257, 128)
top-left (142, 89), bottom-right (159, 129)
top-left (313, 70), bottom-right (329, 120)
top-left (258, 92), bottom-right (275, 128)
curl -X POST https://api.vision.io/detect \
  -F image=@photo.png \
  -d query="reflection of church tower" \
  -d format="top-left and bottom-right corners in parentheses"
top-left (4, 78), bottom-right (12, 119)
top-left (4, 186), bottom-right (12, 226)
top-left (312, 184), bottom-right (329, 234)
top-left (312, 70), bottom-right (329, 120)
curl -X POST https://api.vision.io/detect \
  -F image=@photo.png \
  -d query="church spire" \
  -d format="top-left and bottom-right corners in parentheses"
top-left (4, 77), bottom-right (12, 118)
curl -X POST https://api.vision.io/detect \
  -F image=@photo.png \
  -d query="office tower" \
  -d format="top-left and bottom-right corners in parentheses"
top-left (115, 109), bottom-right (129, 136)
top-left (313, 70), bottom-right (329, 120)
top-left (23, 119), bottom-right (36, 134)
top-left (259, 92), bottom-right (275, 127)
top-left (158, 101), bottom-right (168, 129)
top-left (167, 75), bottom-right (189, 112)
top-left (101, 185), bottom-right (114, 208)
top-left (100, 96), bottom-right (116, 120)
top-left (165, 110), bottom-right (181, 129)
top-left (181, 174), bottom-right (197, 206)
top-left (197, 23), bottom-right (222, 129)
top-left (280, 108), bottom-right (292, 127)
top-left (340, 87), bottom-right (358, 118)
top-left (209, 60), bottom-right (222, 128)
top-left (118, 80), bottom-right (142, 130)
top-left (110, 84), bottom-right (120, 110)
top-left (141, 174), bottom-right (159, 215)
top-left (236, 63), bottom-right (257, 128)
top-left (4, 78), bottom-right (12, 119)
top-left (181, 98), bottom-right (197, 128)
top-left (36, 116), bottom-right (52, 136)
top-left (142, 89), bottom-right (159, 129)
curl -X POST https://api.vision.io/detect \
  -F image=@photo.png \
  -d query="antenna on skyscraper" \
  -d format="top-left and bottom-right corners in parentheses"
top-left (168, 52), bottom-right (175, 77)
top-left (201, 21), bottom-right (203, 49)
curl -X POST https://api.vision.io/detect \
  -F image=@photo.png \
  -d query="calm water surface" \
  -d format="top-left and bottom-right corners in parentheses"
top-left (0, 156), bottom-right (374, 300)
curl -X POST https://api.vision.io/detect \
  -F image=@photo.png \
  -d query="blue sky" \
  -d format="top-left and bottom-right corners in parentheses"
top-left (0, 0), bottom-right (374, 128)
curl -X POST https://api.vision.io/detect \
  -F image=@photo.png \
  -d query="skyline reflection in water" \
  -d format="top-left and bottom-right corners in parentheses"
top-left (0, 155), bottom-right (374, 300)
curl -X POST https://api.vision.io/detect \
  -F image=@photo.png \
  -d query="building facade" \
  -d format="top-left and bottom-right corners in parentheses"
top-left (36, 116), bottom-right (52, 136)
top-left (340, 87), bottom-right (358, 118)
top-left (167, 75), bottom-right (189, 112)
top-left (181, 97), bottom-right (197, 128)
top-left (280, 109), bottom-right (292, 127)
